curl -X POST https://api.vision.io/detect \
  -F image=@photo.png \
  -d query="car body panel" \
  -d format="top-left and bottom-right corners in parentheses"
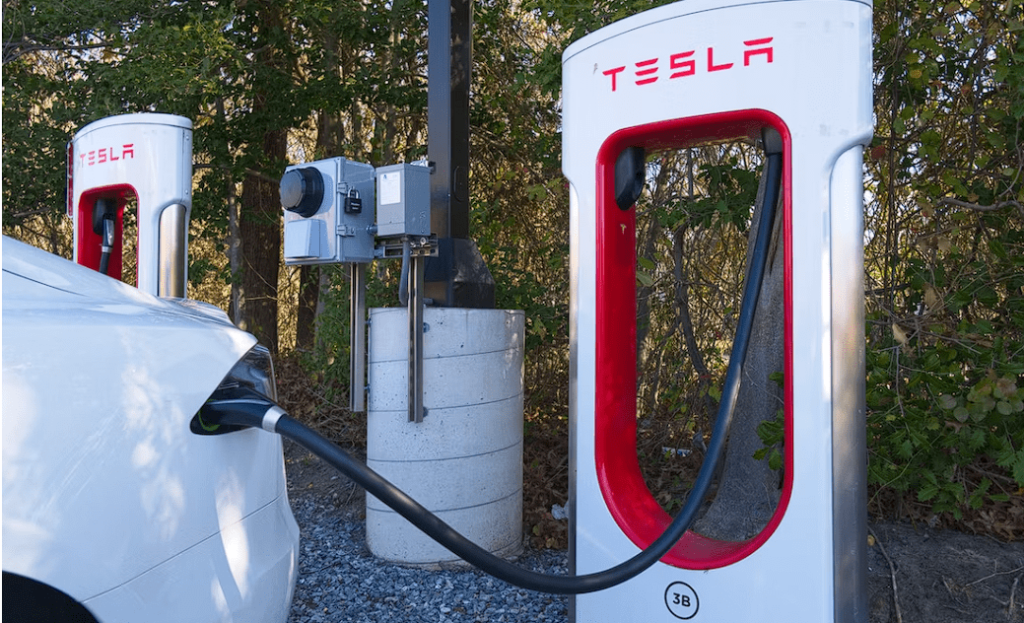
top-left (2, 237), bottom-right (299, 621)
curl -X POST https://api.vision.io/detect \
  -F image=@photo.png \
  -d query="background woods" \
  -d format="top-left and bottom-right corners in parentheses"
top-left (3, 0), bottom-right (1022, 546)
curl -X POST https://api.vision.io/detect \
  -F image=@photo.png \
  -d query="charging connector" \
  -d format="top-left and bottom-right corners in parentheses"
top-left (92, 198), bottom-right (118, 277)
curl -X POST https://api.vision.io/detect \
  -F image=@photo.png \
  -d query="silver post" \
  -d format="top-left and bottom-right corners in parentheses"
top-left (350, 262), bottom-right (367, 413)
top-left (157, 203), bottom-right (188, 298)
top-left (408, 252), bottom-right (425, 423)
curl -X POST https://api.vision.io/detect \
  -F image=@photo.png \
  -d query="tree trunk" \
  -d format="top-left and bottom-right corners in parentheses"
top-left (692, 158), bottom-right (785, 540)
top-left (227, 174), bottom-right (245, 327)
top-left (296, 264), bottom-right (319, 351)
top-left (235, 0), bottom-right (290, 353)
top-left (239, 129), bottom-right (286, 353)
top-left (294, 24), bottom-right (347, 351)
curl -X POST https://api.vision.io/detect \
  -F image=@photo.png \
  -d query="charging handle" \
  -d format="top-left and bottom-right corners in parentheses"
top-left (92, 198), bottom-right (118, 277)
top-left (92, 198), bottom-right (117, 236)
top-left (614, 146), bottom-right (645, 211)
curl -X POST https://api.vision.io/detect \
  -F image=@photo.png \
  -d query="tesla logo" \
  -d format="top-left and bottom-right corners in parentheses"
top-left (603, 37), bottom-right (774, 92)
top-left (79, 144), bottom-right (135, 167)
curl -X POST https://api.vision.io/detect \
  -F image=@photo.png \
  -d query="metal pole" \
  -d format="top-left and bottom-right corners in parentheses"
top-left (157, 203), bottom-right (188, 298)
top-left (408, 254), bottom-right (426, 423)
top-left (350, 262), bottom-right (367, 413)
top-left (426, 0), bottom-right (495, 309)
top-left (427, 0), bottom-right (471, 244)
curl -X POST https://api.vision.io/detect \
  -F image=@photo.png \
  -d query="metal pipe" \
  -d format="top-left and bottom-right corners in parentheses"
top-left (350, 263), bottom-right (367, 413)
top-left (408, 254), bottom-right (426, 423)
top-left (398, 238), bottom-right (411, 307)
top-left (158, 203), bottom-right (187, 298)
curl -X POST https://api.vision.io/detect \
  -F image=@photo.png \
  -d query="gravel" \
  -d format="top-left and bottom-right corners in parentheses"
top-left (285, 443), bottom-right (570, 623)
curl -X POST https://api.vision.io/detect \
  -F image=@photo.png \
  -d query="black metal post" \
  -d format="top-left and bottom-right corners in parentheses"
top-left (426, 0), bottom-right (495, 308)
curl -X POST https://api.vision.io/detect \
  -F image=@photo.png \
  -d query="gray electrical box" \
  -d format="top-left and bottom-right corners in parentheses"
top-left (281, 157), bottom-right (376, 264)
top-left (375, 163), bottom-right (430, 238)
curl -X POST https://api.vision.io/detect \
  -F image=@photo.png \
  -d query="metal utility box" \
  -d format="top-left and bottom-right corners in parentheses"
top-left (281, 157), bottom-right (376, 264)
top-left (375, 163), bottom-right (431, 238)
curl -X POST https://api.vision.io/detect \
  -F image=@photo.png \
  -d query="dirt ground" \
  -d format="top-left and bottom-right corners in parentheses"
top-left (284, 441), bottom-right (1024, 622)
top-left (866, 521), bottom-right (1024, 622)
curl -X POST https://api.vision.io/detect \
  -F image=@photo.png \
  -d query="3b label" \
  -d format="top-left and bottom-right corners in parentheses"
top-left (664, 582), bottom-right (699, 619)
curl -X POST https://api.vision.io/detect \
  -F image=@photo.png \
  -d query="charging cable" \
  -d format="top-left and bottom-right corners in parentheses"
top-left (200, 149), bottom-right (782, 595)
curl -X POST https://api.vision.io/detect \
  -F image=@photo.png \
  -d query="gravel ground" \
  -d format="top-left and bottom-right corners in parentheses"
top-left (283, 440), bottom-right (1024, 623)
top-left (284, 440), bottom-right (570, 623)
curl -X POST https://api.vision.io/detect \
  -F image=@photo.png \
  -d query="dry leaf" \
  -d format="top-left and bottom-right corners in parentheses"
top-left (892, 323), bottom-right (908, 345)
top-left (924, 284), bottom-right (941, 310)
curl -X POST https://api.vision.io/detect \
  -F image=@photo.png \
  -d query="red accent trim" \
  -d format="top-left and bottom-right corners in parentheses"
top-left (594, 109), bottom-right (793, 569)
top-left (75, 184), bottom-right (138, 284)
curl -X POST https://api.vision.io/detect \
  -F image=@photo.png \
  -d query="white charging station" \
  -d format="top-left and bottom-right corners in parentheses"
top-left (69, 113), bottom-right (193, 297)
top-left (563, 1), bottom-right (871, 621)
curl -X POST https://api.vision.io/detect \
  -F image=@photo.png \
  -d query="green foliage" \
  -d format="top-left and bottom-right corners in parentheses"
top-left (869, 360), bottom-right (1024, 519)
top-left (753, 371), bottom-right (786, 471)
top-left (865, 0), bottom-right (1024, 526)
top-left (753, 409), bottom-right (785, 471)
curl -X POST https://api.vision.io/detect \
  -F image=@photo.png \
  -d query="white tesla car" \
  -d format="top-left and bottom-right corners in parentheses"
top-left (3, 236), bottom-right (299, 622)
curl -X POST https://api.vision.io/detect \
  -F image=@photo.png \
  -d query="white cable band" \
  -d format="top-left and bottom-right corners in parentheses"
top-left (262, 406), bottom-right (286, 432)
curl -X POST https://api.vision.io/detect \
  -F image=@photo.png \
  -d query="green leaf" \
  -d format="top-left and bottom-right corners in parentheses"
top-left (1013, 449), bottom-right (1024, 487)
top-left (919, 482), bottom-right (939, 501)
top-left (988, 238), bottom-right (1008, 260)
top-left (986, 132), bottom-right (1007, 149)
top-left (969, 427), bottom-right (987, 451)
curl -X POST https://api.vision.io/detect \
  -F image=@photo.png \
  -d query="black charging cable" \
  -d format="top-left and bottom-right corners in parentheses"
top-left (200, 149), bottom-right (782, 595)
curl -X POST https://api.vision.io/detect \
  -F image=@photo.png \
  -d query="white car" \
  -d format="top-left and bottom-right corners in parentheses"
top-left (3, 236), bottom-right (299, 622)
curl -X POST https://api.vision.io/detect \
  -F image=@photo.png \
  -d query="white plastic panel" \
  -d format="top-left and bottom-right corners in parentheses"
top-left (562, 1), bottom-right (871, 621)
top-left (283, 219), bottom-right (323, 260)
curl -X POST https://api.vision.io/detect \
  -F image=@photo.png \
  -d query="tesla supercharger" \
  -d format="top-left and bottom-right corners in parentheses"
top-left (69, 113), bottom-right (193, 297)
top-left (562, 0), bottom-right (871, 621)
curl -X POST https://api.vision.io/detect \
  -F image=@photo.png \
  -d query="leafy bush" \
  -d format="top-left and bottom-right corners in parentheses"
top-left (866, 208), bottom-right (1024, 528)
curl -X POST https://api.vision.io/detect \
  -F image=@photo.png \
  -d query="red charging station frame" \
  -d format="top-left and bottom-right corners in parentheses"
top-left (594, 109), bottom-right (794, 570)
top-left (73, 185), bottom-right (138, 282)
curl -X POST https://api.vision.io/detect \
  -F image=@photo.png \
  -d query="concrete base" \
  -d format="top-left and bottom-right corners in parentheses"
top-left (366, 307), bottom-right (525, 566)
